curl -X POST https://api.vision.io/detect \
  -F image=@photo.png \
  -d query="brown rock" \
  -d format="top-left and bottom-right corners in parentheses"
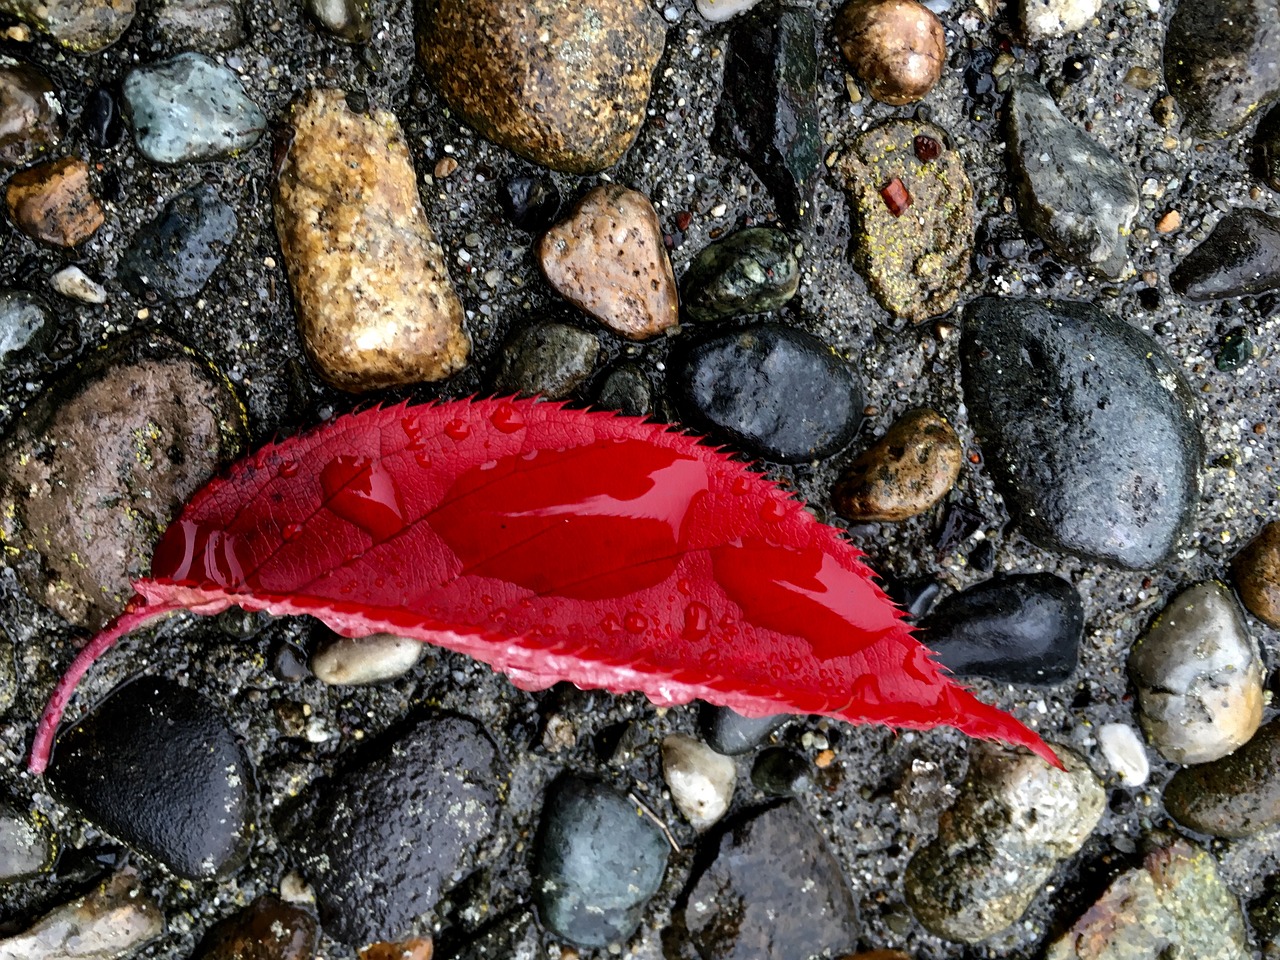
top-left (194, 896), bottom-right (318, 960)
top-left (274, 89), bottom-right (470, 392)
top-left (359, 938), bottom-right (433, 960)
top-left (0, 336), bottom-right (246, 628)
top-left (416, 0), bottom-right (664, 173)
top-left (0, 868), bottom-right (163, 960)
top-left (0, 59), bottom-right (63, 169)
top-left (0, 0), bottom-right (134, 51)
top-left (6, 157), bottom-right (103, 247)
top-left (833, 0), bottom-right (945, 106)
top-left (1233, 521), bottom-right (1280, 626)
top-left (538, 185), bottom-right (678, 339)
top-left (833, 408), bottom-right (961, 521)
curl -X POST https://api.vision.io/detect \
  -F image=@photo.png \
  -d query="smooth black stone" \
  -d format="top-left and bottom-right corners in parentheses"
top-left (1172, 209), bottom-right (1280, 301)
top-left (119, 183), bottom-right (238, 301)
top-left (48, 677), bottom-right (253, 880)
top-left (1256, 105), bottom-right (1280, 190)
top-left (700, 704), bottom-right (786, 756)
top-left (596, 364), bottom-right (652, 417)
top-left (751, 747), bottom-right (811, 797)
top-left (294, 714), bottom-right (501, 945)
top-left (1063, 54), bottom-right (1093, 83)
top-left (714, 6), bottom-right (819, 223)
top-left (498, 175), bottom-right (560, 232)
top-left (672, 323), bottom-right (862, 463)
top-left (534, 776), bottom-right (669, 948)
top-left (961, 297), bottom-right (1202, 569)
top-left (83, 88), bottom-right (121, 148)
top-left (919, 574), bottom-right (1084, 684)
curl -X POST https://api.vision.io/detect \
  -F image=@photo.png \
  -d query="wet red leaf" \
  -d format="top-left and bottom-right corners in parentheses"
top-left (29, 398), bottom-right (1057, 773)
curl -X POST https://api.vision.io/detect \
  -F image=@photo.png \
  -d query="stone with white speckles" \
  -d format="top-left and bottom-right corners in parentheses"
top-left (1018, 0), bottom-right (1101, 39)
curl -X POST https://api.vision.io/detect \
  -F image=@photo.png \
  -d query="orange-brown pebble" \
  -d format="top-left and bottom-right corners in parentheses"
top-left (5, 156), bottom-right (102, 247)
top-left (832, 0), bottom-right (945, 106)
top-left (814, 748), bottom-right (836, 768)
top-left (832, 408), bottom-right (962, 521)
top-left (1156, 209), bottom-right (1182, 233)
top-left (358, 937), bottom-right (433, 960)
top-left (538, 184), bottom-right (679, 340)
top-left (1233, 521), bottom-right (1280, 627)
top-left (273, 88), bottom-right (470, 392)
top-left (433, 156), bottom-right (458, 178)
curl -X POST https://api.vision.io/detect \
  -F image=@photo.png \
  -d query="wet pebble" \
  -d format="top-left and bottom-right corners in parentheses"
top-left (82, 88), bottom-right (121, 149)
top-left (49, 678), bottom-right (254, 879)
top-left (359, 938), bottom-right (433, 960)
top-left (673, 322), bottom-right (863, 463)
top-left (0, 801), bottom-right (54, 883)
top-left (1163, 716), bottom-right (1280, 837)
top-left (1128, 581), bottom-right (1263, 765)
top-left (0, 59), bottom-right (62, 167)
top-left (904, 743), bottom-right (1104, 943)
top-left (0, 868), bottom-right (162, 960)
top-left (49, 265), bottom-right (106, 303)
top-left (750, 746), bottom-right (811, 796)
top-left (832, 408), bottom-right (961, 522)
top-left (700, 705), bottom-right (786, 755)
top-left (661, 733), bottom-right (736, 830)
top-left (497, 174), bottom-right (560, 233)
top-left (118, 182), bottom-right (237, 300)
top-left (152, 0), bottom-right (244, 49)
top-left (961, 297), bottom-right (1201, 570)
top-left (192, 896), bottom-right (317, 960)
top-left (694, 0), bottom-right (761, 22)
top-left (534, 776), bottom-right (669, 948)
top-left (1007, 75), bottom-right (1139, 276)
top-left (681, 227), bottom-right (799, 322)
top-left (1096, 722), bottom-right (1149, 787)
top-left (676, 801), bottom-right (859, 960)
top-left (1255, 105), bottom-right (1280, 191)
top-left (310, 632), bottom-right (425, 686)
top-left (1171, 208), bottom-right (1280, 301)
top-left (0, 0), bottom-right (133, 51)
top-left (1019, 0), bottom-right (1100, 38)
top-left (1233, 521), bottom-right (1280, 626)
top-left (0, 289), bottom-right (51, 363)
top-left (493, 321), bottom-right (601, 399)
top-left (304, 0), bottom-right (369, 43)
top-left (596, 363), bottom-right (652, 416)
top-left (123, 53), bottom-right (267, 164)
top-left (833, 0), bottom-right (946, 105)
top-left (919, 573), bottom-right (1084, 685)
top-left (5, 157), bottom-right (103, 248)
top-left (538, 185), bottom-right (678, 340)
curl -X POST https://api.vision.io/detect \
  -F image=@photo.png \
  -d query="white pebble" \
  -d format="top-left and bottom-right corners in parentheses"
top-left (694, 0), bottom-right (762, 23)
top-left (1097, 723), bottom-right (1150, 786)
top-left (311, 633), bottom-right (425, 686)
top-left (662, 733), bottom-right (736, 830)
top-left (50, 266), bottom-right (107, 304)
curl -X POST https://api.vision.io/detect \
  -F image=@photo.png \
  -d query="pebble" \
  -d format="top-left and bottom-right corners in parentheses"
top-left (1096, 722), bottom-right (1149, 787)
top-left (0, 0), bottom-right (133, 51)
top-left (694, 0), bottom-right (761, 22)
top-left (1127, 581), bottom-right (1263, 765)
top-left (750, 746), bottom-right (811, 796)
top-left (83, 88), bottom-right (121, 149)
top-left (0, 801), bottom-right (54, 883)
top-left (310, 632), bottom-right (425, 685)
top-left (1171, 208), bottom-right (1280, 301)
top-left (0, 338), bottom-right (244, 627)
top-left (497, 174), bottom-right (560, 233)
top-left (961, 297), bottom-right (1202, 570)
top-left (192, 896), bottom-right (317, 960)
top-left (716, 6), bottom-right (819, 222)
top-left (675, 801), bottom-right (859, 960)
top-left (832, 408), bottom-right (962, 521)
top-left (672, 322), bottom-right (863, 463)
top-left (0, 868), bottom-right (163, 960)
top-left (416, 0), bottom-right (664, 173)
top-left (1164, 0), bottom-right (1280, 139)
top-left (680, 227), bottom-right (799, 322)
top-left (1163, 717), bottom-right (1280, 837)
top-left (294, 714), bottom-right (501, 945)
top-left (700, 705), bottom-right (786, 755)
top-left (0, 289), bottom-right (51, 362)
top-left (274, 89), bottom-right (469, 391)
top-left (153, 0), bottom-right (244, 49)
top-left (837, 120), bottom-right (974, 322)
top-left (904, 743), bottom-right (1104, 943)
top-left (359, 939), bottom-right (433, 960)
top-left (1044, 836), bottom-right (1249, 960)
top-left (1007, 75), bottom-right (1139, 277)
top-left (118, 183), bottom-right (237, 300)
top-left (537, 185), bottom-right (678, 340)
top-left (5, 157), bottom-right (103, 247)
top-left (493, 321), bottom-right (601, 399)
top-left (123, 53), bottom-right (267, 164)
top-left (0, 59), bottom-right (62, 168)
top-left (1256, 105), bottom-right (1280, 191)
top-left (832, 0), bottom-right (946, 105)
top-left (1018, 0), bottom-right (1100, 39)
top-left (595, 363), bottom-right (652, 417)
top-left (304, 0), bottom-right (370, 43)
top-left (661, 733), bottom-right (736, 830)
top-left (49, 265), bottom-right (106, 303)
top-left (534, 776), bottom-right (669, 948)
top-left (1233, 521), bottom-right (1280, 626)
top-left (919, 573), bottom-right (1084, 685)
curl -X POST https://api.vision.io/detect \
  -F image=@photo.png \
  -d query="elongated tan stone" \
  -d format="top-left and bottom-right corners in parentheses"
top-left (274, 89), bottom-right (469, 392)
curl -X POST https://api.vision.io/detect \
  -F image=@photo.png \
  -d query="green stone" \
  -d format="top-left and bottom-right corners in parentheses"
top-left (681, 228), bottom-right (799, 322)
top-left (1216, 328), bottom-right (1253, 371)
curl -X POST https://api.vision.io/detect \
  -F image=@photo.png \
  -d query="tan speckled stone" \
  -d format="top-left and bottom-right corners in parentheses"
top-left (833, 408), bottom-right (961, 521)
top-left (6, 157), bottom-right (103, 248)
top-left (538, 185), bottom-right (678, 340)
top-left (416, 0), bottom-right (665, 173)
top-left (273, 89), bottom-right (469, 392)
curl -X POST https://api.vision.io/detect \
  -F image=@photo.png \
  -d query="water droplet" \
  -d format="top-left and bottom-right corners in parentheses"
top-left (414, 451), bottom-right (433, 469)
top-left (760, 499), bottom-right (788, 523)
top-left (150, 519), bottom-right (248, 588)
top-left (490, 401), bottom-right (526, 433)
top-left (624, 611), bottom-right (648, 633)
top-left (731, 475), bottom-right (751, 495)
top-left (282, 522), bottom-right (303, 540)
top-left (682, 601), bottom-right (711, 640)
top-left (278, 459), bottom-right (300, 478)
top-left (444, 418), bottom-right (471, 441)
top-left (401, 416), bottom-right (427, 449)
top-left (601, 613), bottom-right (624, 636)
top-left (319, 455), bottom-right (406, 540)
top-left (677, 578), bottom-right (693, 596)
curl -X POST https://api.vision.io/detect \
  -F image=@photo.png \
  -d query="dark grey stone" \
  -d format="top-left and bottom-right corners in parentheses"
top-left (1164, 717), bottom-right (1280, 838)
top-left (700, 704), bottom-right (786, 756)
top-left (1171, 208), bottom-right (1280, 301)
top-left (681, 228), bottom-right (799, 322)
top-left (119, 183), bottom-right (238, 301)
top-left (1256, 105), bottom-right (1280, 190)
top-left (494, 321), bottom-right (600, 400)
top-left (750, 748), bottom-right (811, 797)
top-left (596, 364), bottom-right (652, 417)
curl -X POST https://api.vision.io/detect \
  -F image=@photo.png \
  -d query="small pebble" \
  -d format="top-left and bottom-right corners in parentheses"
top-left (83, 87), bottom-right (121, 149)
top-left (1156, 209), bottom-right (1182, 233)
top-left (1019, 0), bottom-right (1101, 39)
top-left (0, 290), bottom-right (51, 362)
top-left (1233, 521), bottom-right (1280, 626)
top-left (700, 705), bottom-right (786, 755)
top-left (595, 364), bottom-right (652, 417)
top-left (751, 746), bottom-right (811, 796)
top-left (1096, 722), bottom-right (1149, 786)
top-left (681, 227), bottom-right (799, 322)
top-left (833, 0), bottom-right (946, 105)
top-left (0, 802), bottom-right (55, 883)
top-left (192, 896), bottom-right (317, 960)
top-left (832, 408), bottom-right (962, 522)
top-left (661, 733), bottom-right (736, 830)
top-left (493, 321), bottom-right (601, 399)
top-left (49, 265), bottom-right (106, 303)
top-left (1163, 717), bottom-right (1280, 837)
top-left (310, 633), bottom-right (425, 685)
top-left (304, 0), bottom-right (370, 43)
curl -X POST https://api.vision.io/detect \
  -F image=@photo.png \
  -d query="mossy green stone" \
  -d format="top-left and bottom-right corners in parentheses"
top-left (682, 228), bottom-right (799, 322)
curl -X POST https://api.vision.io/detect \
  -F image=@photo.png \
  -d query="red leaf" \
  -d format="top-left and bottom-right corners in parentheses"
top-left (29, 397), bottom-right (1058, 773)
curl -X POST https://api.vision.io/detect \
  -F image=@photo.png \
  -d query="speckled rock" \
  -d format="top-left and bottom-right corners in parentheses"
top-left (1045, 836), bottom-right (1249, 960)
top-left (596, 364), bottom-right (652, 416)
top-left (904, 743), bottom-right (1104, 943)
top-left (1233, 521), bottom-right (1280, 626)
top-left (961, 297), bottom-right (1202, 570)
top-left (674, 801), bottom-right (859, 960)
top-left (49, 265), bottom-right (106, 304)
top-left (1019, 0), bottom-right (1101, 38)
top-left (119, 183), bottom-right (237, 301)
top-left (274, 89), bottom-right (469, 392)
top-left (662, 733), bottom-right (736, 830)
top-left (0, 289), bottom-right (51, 362)
top-left (49, 678), bottom-right (254, 880)
top-left (305, 0), bottom-right (369, 43)
top-left (192, 896), bottom-right (317, 960)
top-left (0, 59), bottom-right (62, 168)
top-left (0, 869), bottom-right (162, 960)
top-left (837, 120), bottom-right (973, 322)
top-left (295, 714), bottom-right (501, 946)
top-left (672, 323), bottom-right (863, 464)
top-left (416, 0), bottom-right (664, 173)
top-left (538, 186), bottom-right (677, 340)
top-left (1007, 75), bottom-right (1139, 276)
top-left (701, 705), bottom-right (786, 755)
top-left (0, 337), bottom-right (245, 628)
top-left (751, 747), bottom-right (811, 797)
top-left (681, 228), bottom-right (799, 322)
top-left (1171, 208), bottom-right (1280, 301)
top-left (0, 0), bottom-right (133, 51)
top-left (1164, 717), bottom-right (1280, 837)
top-left (833, 0), bottom-right (946, 105)
top-left (123, 53), bottom-right (266, 164)
top-left (0, 801), bottom-right (54, 883)
top-left (1128, 581), bottom-right (1263, 765)
top-left (535, 776), bottom-right (669, 948)
top-left (832, 408), bottom-right (961, 521)
top-left (5, 157), bottom-right (103, 247)
top-left (494, 321), bottom-right (601, 399)
top-left (152, 0), bottom-right (244, 49)
top-left (1164, 0), bottom-right (1280, 139)
top-left (310, 633), bottom-right (425, 686)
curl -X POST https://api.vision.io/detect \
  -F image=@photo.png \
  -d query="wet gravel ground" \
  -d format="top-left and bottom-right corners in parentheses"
top-left (1, 0), bottom-right (1280, 957)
